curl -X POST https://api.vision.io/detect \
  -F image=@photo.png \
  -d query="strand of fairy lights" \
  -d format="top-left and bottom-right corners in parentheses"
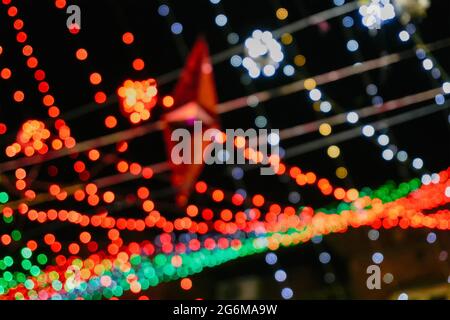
top-left (0, 142), bottom-right (440, 276)
top-left (269, 0), bottom-right (350, 293)
top-left (336, 0), bottom-right (412, 293)
top-left (334, 0), bottom-right (450, 296)
top-left (208, 0), bottom-right (300, 299)
top-left (335, 0), bottom-right (401, 292)
top-left (1, 0), bottom-right (76, 159)
top-left (394, 9), bottom-right (450, 291)
top-left (1, 165), bottom-right (449, 299)
top-left (336, 0), bottom-right (422, 294)
top-left (1, 168), bottom-right (449, 299)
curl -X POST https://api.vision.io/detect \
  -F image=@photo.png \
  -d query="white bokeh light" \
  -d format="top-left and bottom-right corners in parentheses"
top-left (243, 30), bottom-right (284, 79)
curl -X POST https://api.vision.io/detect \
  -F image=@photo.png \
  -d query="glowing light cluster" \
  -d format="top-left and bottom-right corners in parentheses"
top-left (0, 169), bottom-right (449, 299)
top-left (118, 79), bottom-right (158, 124)
top-left (6, 120), bottom-right (50, 157)
top-left (243, 30), bottom-right (284, 78)
top-left (0, 166), bottom-right (448, 300)
top-left (359, 0), bottom-right (396, 30)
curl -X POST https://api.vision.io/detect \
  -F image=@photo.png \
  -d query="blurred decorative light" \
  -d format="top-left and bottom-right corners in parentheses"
top-left (435, 94), bottom-right (445, 105)
top-left (346, 39), bottom-right (359, 52)
top-left (268, 132), bottom-right (280, 145)
top-left (227, 33), bottom-right (239, 45)
top-left (283, 64), bottom-right (295, 76)
top-left (312, 235), bottom-right (323, 244)
top-left (399, 30), bottom-right (410, 42)
top-left (426, 232), bottom-right (437, 244)
top-left (422, 58), bottom-right (433, 70)
top-left (443, 82), bottom-right (450, 94)
top-left (397, 150), bottom-right (408, 162)
top-left (327, 145), bottom-right (340, 159)
top-left (265, 253), bottom-right (278, 265)
top-left (157, 4), bottom-right (169, 16)
top-left (412, 158), bottom-right (424, 170)
top-left (439, 251), bottom-right (448, 261)
top-left (170, 22), bottom-right (183, 35)
top-left (347, 112), bottom-right (359, 124)
top-left (309, 89), bottom-right (322, 101)
top-left (319, 252), bottom-right (331, 264)
top-left (263, 65), bottom-right (276, 77)
top-left (372, 96), bottom-right (384, 106)
top-left (117, 79), bottom-right (158, 124)
top-left (342, 16), bottom-right (354, 28)
top-left (281, 287), bottom-right (293, 299)
top-left (383, 273), bottom-right (394, 284)
top-left (431, 173), bottom-right (440, 184)
top-left (431, 68), bottom-right (441, 79)
top-left (416, 48), bottom-right (426, 60)
top-left (421, 174), bottom-right (431, 185)
top-left (288, 191), bottom-right (301, 204)
top-left (382, 149), bottom-right (394, 161)
top-left (274, 270), bottom-right (287, 282)
top-left (366, 84), bottom-right (378, 96)
top-left (372, 252), bottom-right (384, 264)
top-left (243, 30), bottom-right (284, 79)
top-left (231, 167), bottom-right (244, 180)
top-left (377, 134), bottom-right (389, 146)
top-left (324, 272), bottom-right (336, 284)
top-left (368, 229), bottom-right (380, 241)
top-left (398, 293), bottom-right (409, 300)
top-left (362, 125), bottom-right (375, 137)
top-left (359, 0), bottom-right (396, 30)
top-left (320, 101), bottom-right (332, 113)
top-left (276, 8), bottom-right (289, 20)
top-left (230, 55), bottom-right (242, 67)
top-left (406, 23), bottom-right (416, 34)
top-left (215, 14), bottom-right (228, 27)
top-left (255, 115), bottom-right (267, 128)
top-left (7, 120), bottom-right (52, 157)
top-left (247, 95), bottom-right (259, 107)
top-left (319, 123), bottom-right (332, 136)
top-left (445, 186), bottom-right (450, 198)
top-left (336, 166), bottom-right (348, 179)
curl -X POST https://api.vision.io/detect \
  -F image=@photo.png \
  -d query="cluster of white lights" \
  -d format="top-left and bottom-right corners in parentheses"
top-left (359, 0), bottom-right (396, 30)
top-left (243, 30), bottom-right (284, 78)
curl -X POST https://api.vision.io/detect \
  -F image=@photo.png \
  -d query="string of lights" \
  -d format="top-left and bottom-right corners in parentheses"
top-left (1, 166), bottom-right (448, 299)
top-left (0, 0), bottom-right (448, 301)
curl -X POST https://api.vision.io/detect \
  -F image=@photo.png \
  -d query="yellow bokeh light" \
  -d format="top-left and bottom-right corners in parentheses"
top-left (336, 167), bottom-right (348, 179)
top-left (313, 101), bottom-right (321, 112)
top-left (304, 78), bottom-right (317, 90)
top-left (327, 145), bottom-right (340, 158)
top-left (294, 54), bottom-right (306, 66)
top-left (276, 8), bottom-right (288, 20)
top-left (281, 33), bottom-right (293, 45)
top-left (319, 123), bottom-right (332, 136)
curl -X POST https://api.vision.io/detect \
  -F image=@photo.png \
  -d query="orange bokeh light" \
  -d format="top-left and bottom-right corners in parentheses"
top-left (122, 32), bottom-right (134, 45)
top-left (118, 79), bottom-right (158, 124)
top-left (75, 48), bottom-right (88, 61)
